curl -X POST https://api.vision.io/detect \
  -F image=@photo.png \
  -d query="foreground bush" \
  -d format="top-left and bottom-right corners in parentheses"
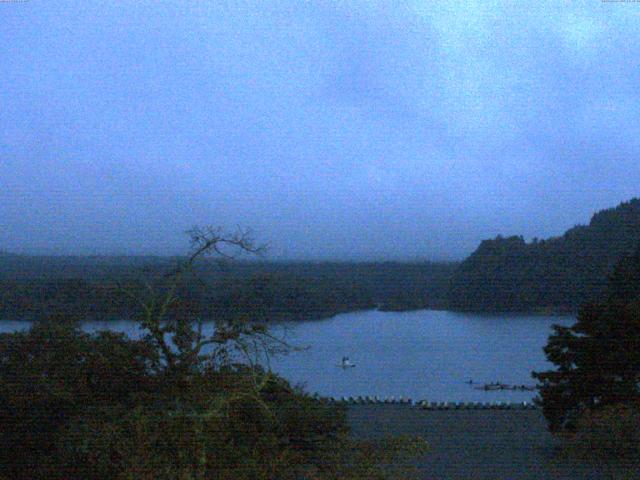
top-left (0, 321), bottom-right (157, 478)
top-left (559, 403), bottom-right (640, 460)
top-left (0, 321), bottom-right (427, 480)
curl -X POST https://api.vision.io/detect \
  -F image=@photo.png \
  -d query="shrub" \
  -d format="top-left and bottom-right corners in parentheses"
top-left (0, 322), bottom-right (155, 479)
top-left (0, 322), bottom-right (427, 479)
top-left (561, 402), bottom-right (640, 459)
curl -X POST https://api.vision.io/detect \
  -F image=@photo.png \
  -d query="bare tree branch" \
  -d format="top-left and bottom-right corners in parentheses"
top-left (119, 226), bottom-right (285, 383)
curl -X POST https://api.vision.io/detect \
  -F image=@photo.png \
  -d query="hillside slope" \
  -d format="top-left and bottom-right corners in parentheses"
top-left (447, 198), bottom-right (640, 313)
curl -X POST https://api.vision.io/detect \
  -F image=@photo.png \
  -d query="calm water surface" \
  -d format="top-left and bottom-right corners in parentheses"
top-left (1, 310), bottom-right (574, 402)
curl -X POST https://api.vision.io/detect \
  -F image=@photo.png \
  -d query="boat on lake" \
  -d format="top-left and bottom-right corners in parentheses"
top-left (473, 382), bottom-right (535, 392)
top-left (338, 356), bottom-right (356, 368)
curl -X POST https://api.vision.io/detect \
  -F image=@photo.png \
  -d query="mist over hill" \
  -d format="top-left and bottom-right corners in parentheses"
top-left (4, 198), bottom-right (640, 319)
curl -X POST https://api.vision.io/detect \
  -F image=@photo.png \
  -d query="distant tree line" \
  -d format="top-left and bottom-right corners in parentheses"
top-left (0, 258), bottom-right (457, 322)
top-left (4, 198), bottom-right (640, 321)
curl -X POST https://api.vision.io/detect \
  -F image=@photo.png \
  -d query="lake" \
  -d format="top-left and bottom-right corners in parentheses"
top-left (0, 309), bottom-right (574, 402)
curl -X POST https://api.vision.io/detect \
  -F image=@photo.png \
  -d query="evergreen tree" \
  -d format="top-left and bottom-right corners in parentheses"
top-left (533, 247), bottom-right (640, 432)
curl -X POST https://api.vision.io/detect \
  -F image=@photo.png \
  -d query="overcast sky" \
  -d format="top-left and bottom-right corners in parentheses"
top-left (2, 1), bottom-right (640, 260)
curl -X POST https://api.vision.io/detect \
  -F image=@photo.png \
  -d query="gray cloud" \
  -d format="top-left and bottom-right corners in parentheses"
top-left (1, 0), bottom-right (639, 259)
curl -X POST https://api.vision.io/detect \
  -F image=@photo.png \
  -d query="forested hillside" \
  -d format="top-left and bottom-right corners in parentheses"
top-left (448, 198), bottom-right (640, 313)
top-left (0, 257), bottom-right (456, 322)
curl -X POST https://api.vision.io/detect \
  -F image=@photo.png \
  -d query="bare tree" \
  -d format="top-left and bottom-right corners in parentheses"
top-left (118, 226), bottom-right (288, 385)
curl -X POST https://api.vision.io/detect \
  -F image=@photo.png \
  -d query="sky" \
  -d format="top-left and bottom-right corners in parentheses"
top-left (2, 0), bottom-right (640, 260)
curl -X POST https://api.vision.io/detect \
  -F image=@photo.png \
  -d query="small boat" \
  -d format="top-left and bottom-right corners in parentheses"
top-left (511, 385), bottom-right (536, 391)
top-left (338, 356), bottom-right (356, 368)
top-left (473, 382), bottom-right (536, 392)
top-left (474, 384), bottom-right (501, 391)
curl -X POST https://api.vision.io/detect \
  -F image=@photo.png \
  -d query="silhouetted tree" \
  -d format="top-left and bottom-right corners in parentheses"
top-left (117, 226), bottom-right (279, 378)
top-left (533, 247), bottom-right (640, 432)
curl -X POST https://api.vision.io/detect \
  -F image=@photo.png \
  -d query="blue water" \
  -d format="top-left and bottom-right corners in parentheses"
top-left (0, 310), bottom-right (573, 402)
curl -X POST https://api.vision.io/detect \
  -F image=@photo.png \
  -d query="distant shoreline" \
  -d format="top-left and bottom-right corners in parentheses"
top-left (0, 306), bottom-right (576, 324)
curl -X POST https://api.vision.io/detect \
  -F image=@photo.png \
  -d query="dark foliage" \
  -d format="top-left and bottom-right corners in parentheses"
top-left (0, 322), bottom-right (158, 478)
top-left (533, 247), bottom-right (640, 432)
top-left (559, 401), bottom-right (640, 459)
top-left (0, 319), bottom-right (427, 479)
top-left (448, 198), bottom-right (640, 313)
top-left (0, 260), bottom-right (456, 322)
